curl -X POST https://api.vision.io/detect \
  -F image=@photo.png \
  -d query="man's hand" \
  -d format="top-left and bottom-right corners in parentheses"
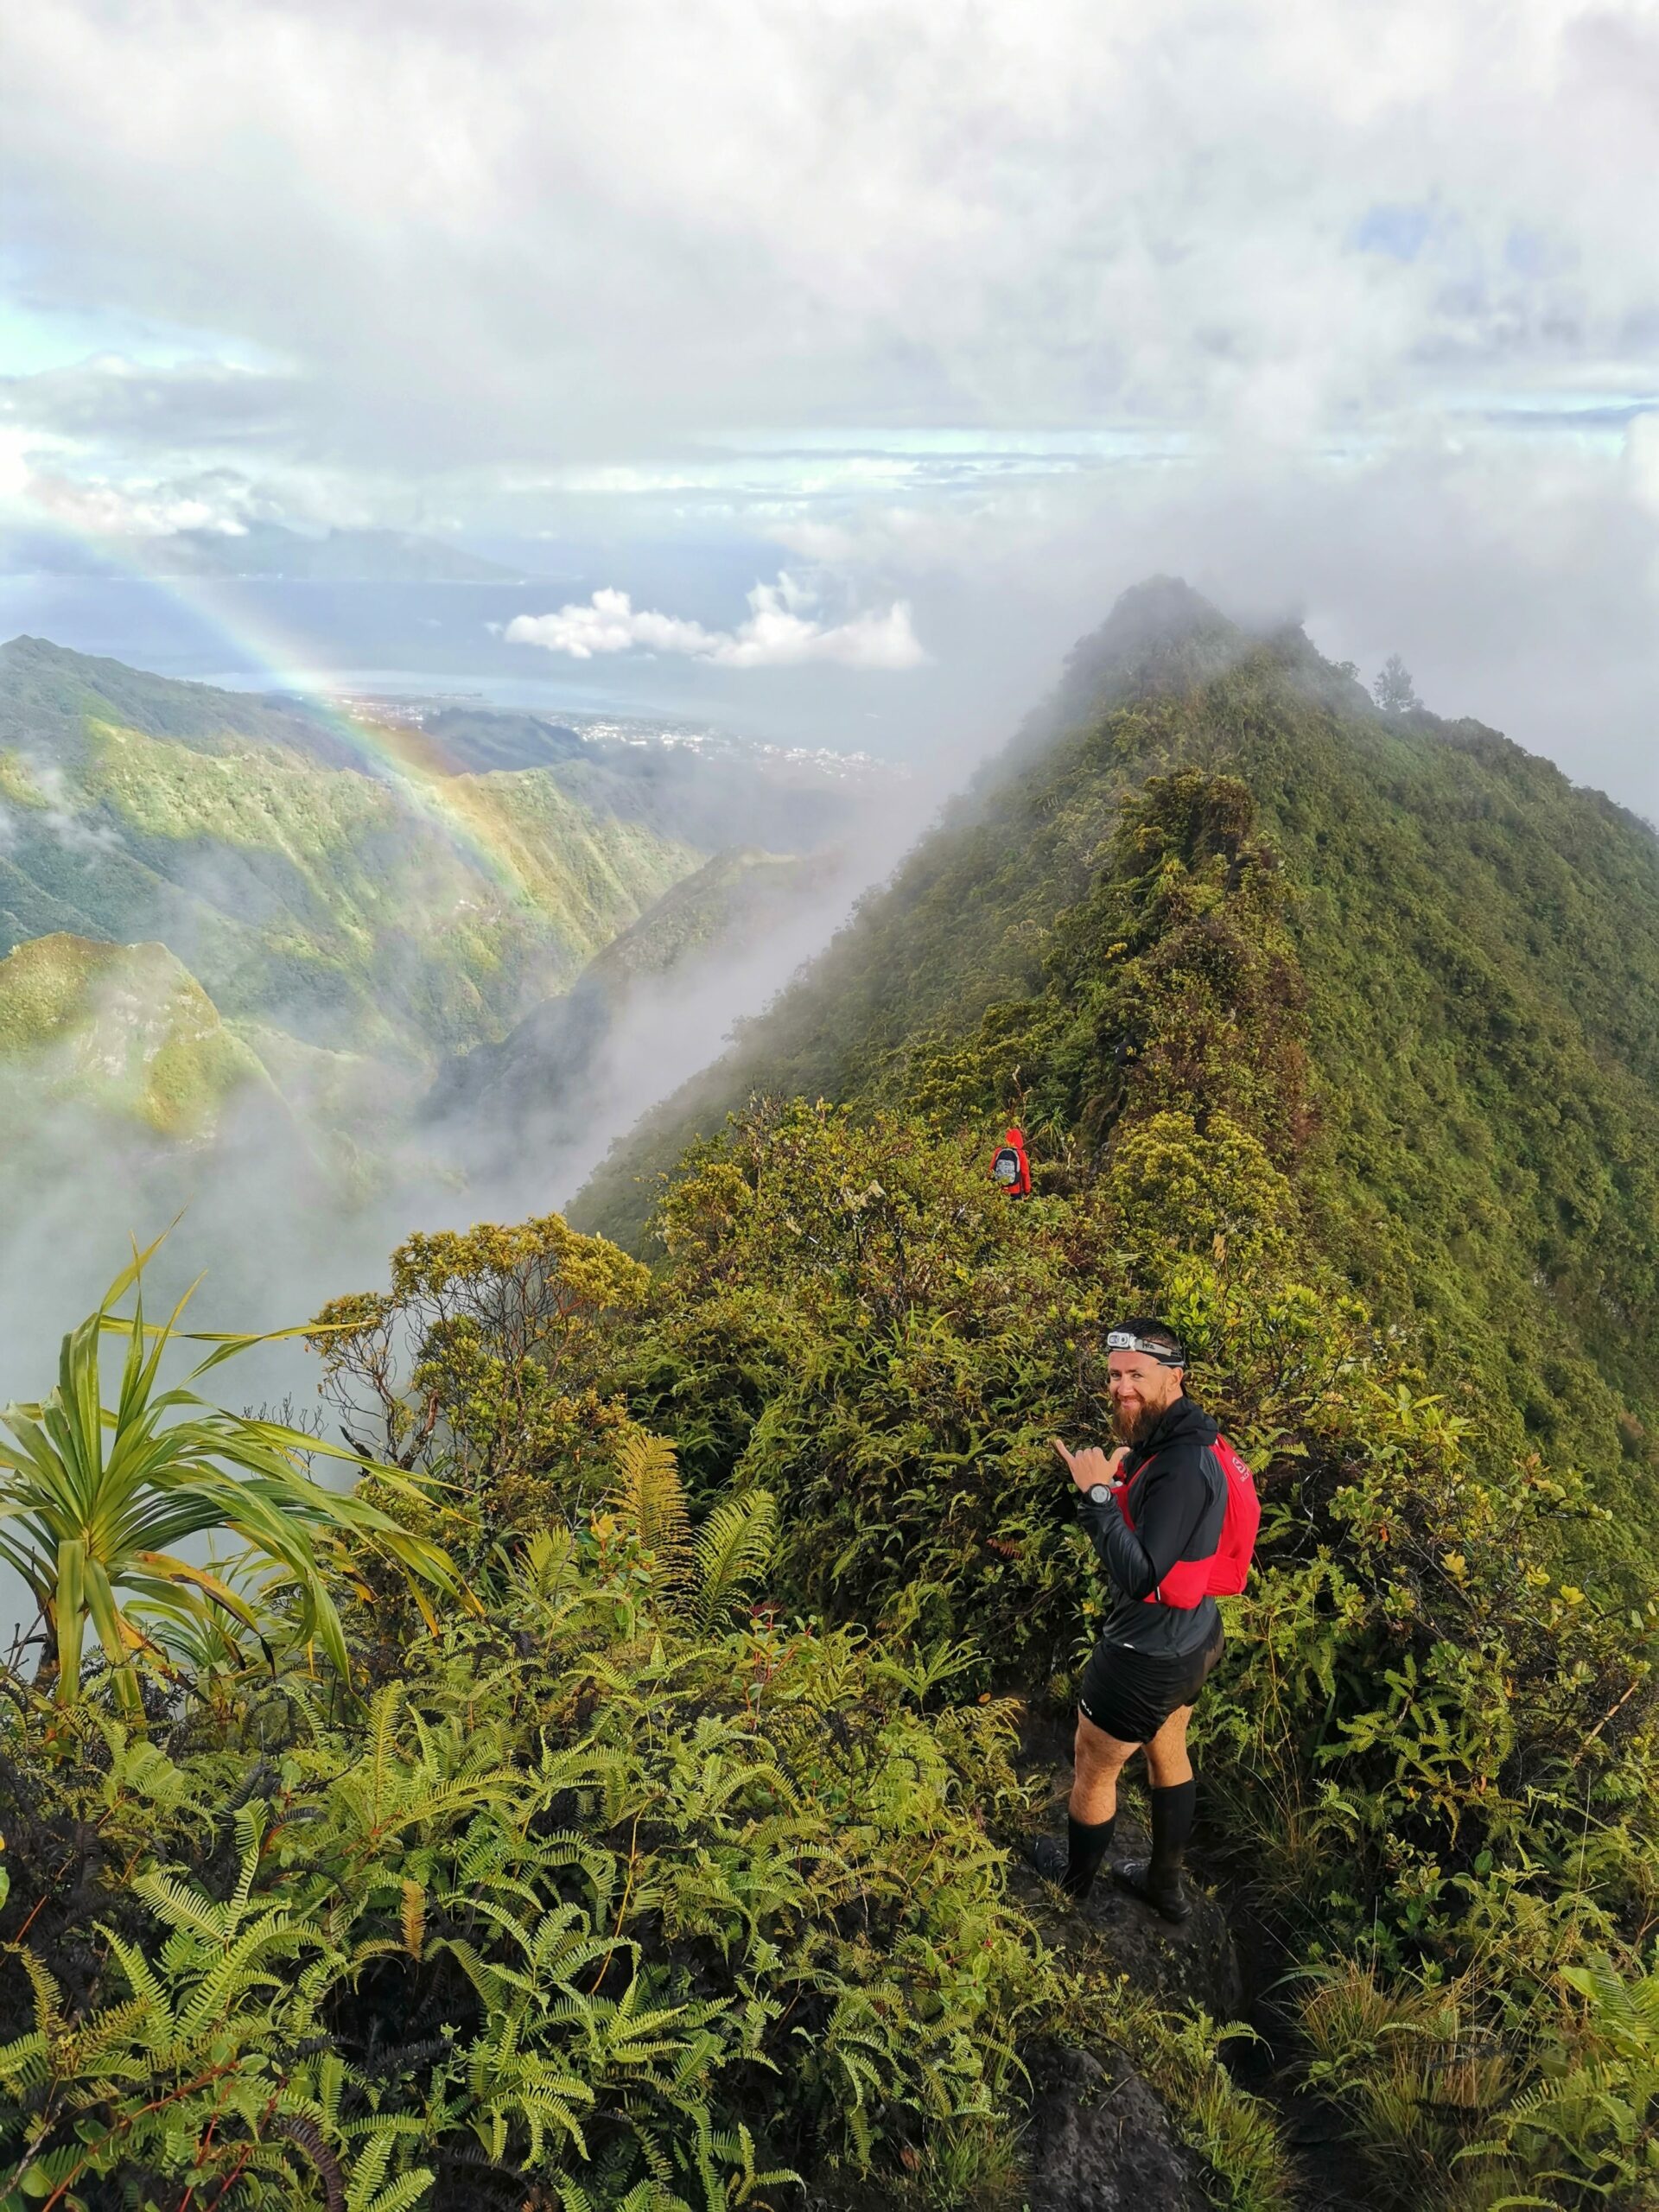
top-left (1051, 1437), bottom-right (1129, 1497)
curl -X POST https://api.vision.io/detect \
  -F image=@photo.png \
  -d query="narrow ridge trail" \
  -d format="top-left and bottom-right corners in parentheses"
top-left (1007, 1708), bottom-right (1363, 2211)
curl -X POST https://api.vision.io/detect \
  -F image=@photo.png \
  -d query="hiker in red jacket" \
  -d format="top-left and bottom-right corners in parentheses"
top-left (1028, 1319), bottom-right (1229, 1920)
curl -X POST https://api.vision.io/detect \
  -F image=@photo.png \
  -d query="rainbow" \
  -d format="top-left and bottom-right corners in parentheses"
top-left (20, 528), bottom-right (543, 901)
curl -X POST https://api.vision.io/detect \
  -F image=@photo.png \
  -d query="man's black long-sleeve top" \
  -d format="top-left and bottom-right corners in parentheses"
top-left (1076, 1394), bottom-right (1226, 1658)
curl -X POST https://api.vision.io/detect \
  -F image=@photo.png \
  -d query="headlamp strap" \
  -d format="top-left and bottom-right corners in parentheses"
top-left (1105, 1329), bottom-right (1186, 1366)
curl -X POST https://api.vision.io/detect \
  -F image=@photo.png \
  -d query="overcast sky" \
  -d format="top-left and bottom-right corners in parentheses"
top-left (2, 1), bottom-right (1656, 808)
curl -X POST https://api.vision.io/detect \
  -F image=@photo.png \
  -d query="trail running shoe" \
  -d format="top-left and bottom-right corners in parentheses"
top-left (1111, 1856), bottom-right (1192, 1923)
top-left (1022, 1834), bottom-right (1093, 1897)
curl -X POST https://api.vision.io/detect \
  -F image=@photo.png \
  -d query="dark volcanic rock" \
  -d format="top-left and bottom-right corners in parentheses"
top-left (1020, 2044), bottom-right (1209, 2212)
top-left (1010, 1808), bottom-right (1244, 2023)
top-left (1081, 1814), bottom-right (1243, 2018)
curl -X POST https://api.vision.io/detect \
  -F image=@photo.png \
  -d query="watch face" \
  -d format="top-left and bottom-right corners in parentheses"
top-left (1087, 1483), bottom-right (1111, 1504)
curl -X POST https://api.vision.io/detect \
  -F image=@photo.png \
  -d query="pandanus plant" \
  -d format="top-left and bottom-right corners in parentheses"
top-left (0, 1240), bottom-right (468, 1714)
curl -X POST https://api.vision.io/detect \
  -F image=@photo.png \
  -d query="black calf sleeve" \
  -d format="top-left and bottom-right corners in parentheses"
top-left (1148, 1780), bottom-right (1197, 1872)
top-left (1065, 1812), bottom-right (1116, 1896)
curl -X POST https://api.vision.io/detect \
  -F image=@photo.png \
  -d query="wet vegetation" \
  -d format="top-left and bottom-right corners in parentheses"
top-left (4, 587), bottom-right (1659, 2209)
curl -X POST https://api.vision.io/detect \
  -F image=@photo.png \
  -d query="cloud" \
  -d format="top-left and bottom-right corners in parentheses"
top-left (0, 353), bottom-right (340, 543)
top-left (0, 760), bottom-right (123, 856)
top-left (6, 2), bottom-right (1659, 482)
top-left (3, 0), bottom-right (1659, 817)
top-left (16, 467), bottom-right (252, 539)
top-left (0, 428), bottom-right (31, 504)
top-left (505, 573), bottom-right (928, 670)
top-left (505, 590), bottom-right (714, 660)
top-left (1628, 413), bottom-right (1659, 514)
top-left (0, 356), bottom-right (294, 448)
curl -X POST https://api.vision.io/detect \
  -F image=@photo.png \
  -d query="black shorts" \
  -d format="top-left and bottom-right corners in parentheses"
top-left (1077, 1618), bottom-right (1225, 1745)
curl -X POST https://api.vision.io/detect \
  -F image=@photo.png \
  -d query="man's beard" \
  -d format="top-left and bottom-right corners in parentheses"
top-left (1115, 1401), bottom-right (1156, 1446)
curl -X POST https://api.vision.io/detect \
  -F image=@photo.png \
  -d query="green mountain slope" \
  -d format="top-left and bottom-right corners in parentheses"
top-left (0, 697), bottom-right (700, 1070)
top-left (0, 634), bottom-right (886, 1243)
top-left (575, 579), bottom-right (1659, 1534)
top-left (0, 634), bottom-right (363, 766)
top-left (0, 639), bottom-right (838, 1090)
top-left (0, 931), bottom-right (273, 1140)
top-left (423, 845), bottom-right (843, 1169)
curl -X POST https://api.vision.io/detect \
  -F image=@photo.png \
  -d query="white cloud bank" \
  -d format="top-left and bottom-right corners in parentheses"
top-left (505, 573), bottom-right (927, 670)
top-left (16, 2), bottom-right (1659, 484)
top-left (16, 466), bottom-right (251, 540)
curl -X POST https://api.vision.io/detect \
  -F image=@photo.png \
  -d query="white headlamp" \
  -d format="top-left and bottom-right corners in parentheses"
top-left (1105, 1328), bottom-right (1185, 1366)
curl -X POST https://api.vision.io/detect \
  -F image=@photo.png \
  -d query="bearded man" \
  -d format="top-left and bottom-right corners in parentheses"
top-left (1028, 1319), bottom-right (1227, 1920)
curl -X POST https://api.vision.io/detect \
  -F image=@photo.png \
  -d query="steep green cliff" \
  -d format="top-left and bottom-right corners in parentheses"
top-left (0, 647), bottom-right (704, 1075)
top-left (0, 931), bottom-right (273, 1140)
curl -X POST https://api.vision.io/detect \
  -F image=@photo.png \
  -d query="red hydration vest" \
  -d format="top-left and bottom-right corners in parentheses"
top-left (1116, 1434), bottom-right (1261, 1607)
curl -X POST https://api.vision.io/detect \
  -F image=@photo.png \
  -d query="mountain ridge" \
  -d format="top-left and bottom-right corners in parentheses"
top-left (572, 580), bottom-right (1659, 1545)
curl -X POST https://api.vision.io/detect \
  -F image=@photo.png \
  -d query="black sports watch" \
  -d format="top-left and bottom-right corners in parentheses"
top-left (1086, 1482), bottom-right (1112, 1505)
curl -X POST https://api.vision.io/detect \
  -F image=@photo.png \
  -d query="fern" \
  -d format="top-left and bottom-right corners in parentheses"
top-left (344, 2128), bottom-right (435, 2212)
top-left (690, 1491), bottom-right (778, 1628)
top-left (0, 1409), bottom-right (1064, 2207)
top-left (609, 1428), bottom-right (691, 1572)
top-left (509, 1523), bottom-right (580, 1605)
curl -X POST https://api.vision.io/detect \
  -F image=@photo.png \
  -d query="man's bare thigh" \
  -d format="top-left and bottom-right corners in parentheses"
top-left (1076, 1709), bottom-right (1139, 1766)
top-left (1145, 1703), bottom-right (1193, 1757)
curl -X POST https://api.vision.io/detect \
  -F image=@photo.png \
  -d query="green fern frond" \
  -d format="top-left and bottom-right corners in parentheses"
top-left (606, 1424), bottom-right (694, 1601)
top-left (691, 1491), bottom-right (778, 1628)
top-left (11, 1947), bottom-right (66, 2038)
top-left (350, 2171), bottom-right (435, 2212)
top-left (130, 1870), bottom-right (234, 1942)
top-left (92, 1933), bottom-right (173, 2026)
top-left (0, 2028), bottom-right (50, 2087)
top-left (607, 1430), bottom-right (691, 1573)
top-left (511, 1525), bottom-right (579, 1604)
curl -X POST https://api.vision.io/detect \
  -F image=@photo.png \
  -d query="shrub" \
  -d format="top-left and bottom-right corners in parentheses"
top-left (308, 1214), bottom-right (650, 1575)
top-left (0, 1443), bottom-right (1049, 2211)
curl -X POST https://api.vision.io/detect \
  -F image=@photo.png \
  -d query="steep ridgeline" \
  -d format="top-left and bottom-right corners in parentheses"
top-left (0, 639), bottom-right (861, 1151)
top-left (422, 845), bottom-right (847, 1177)
top-left (575, 579), bottom-right (1659, 1546)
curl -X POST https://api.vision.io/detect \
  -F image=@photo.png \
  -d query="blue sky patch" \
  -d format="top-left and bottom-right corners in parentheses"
top-left (1353, 204), bottom-right (1433, 262)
